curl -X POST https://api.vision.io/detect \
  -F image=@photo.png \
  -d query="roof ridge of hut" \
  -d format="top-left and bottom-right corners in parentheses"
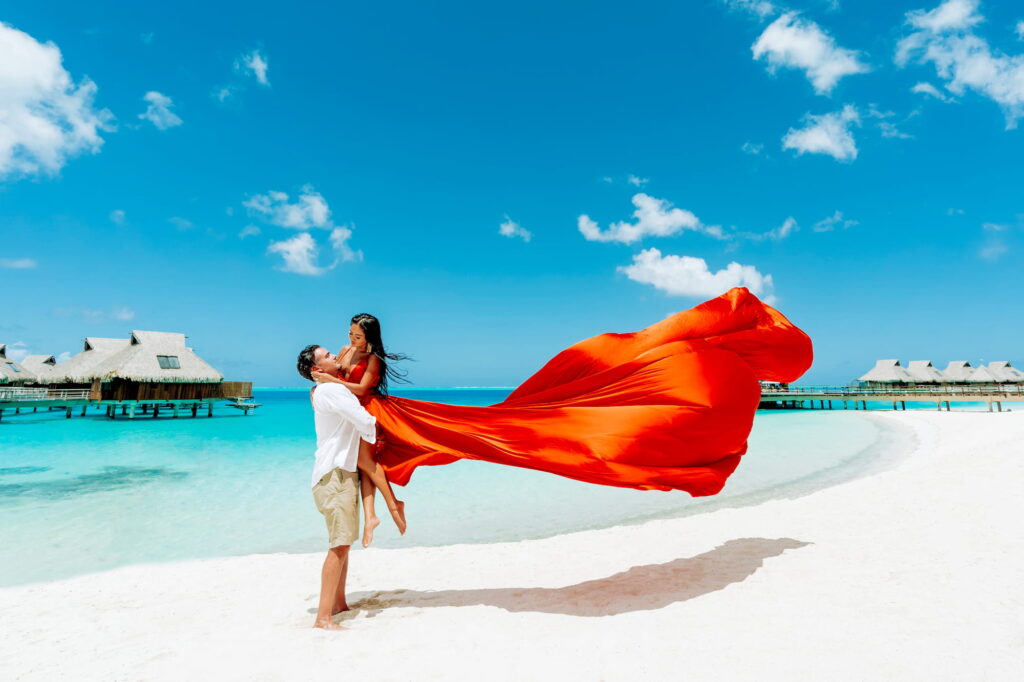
top-left (50, 337), bottom-right (132, 383)
top-left (93, 330), bottom-right (222, 384)
top-left (906, 360), bottom-right (945, 383)
top-left (858, 359), bottom-right (915, 383)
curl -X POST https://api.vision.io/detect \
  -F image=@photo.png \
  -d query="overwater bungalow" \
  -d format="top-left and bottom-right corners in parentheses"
top-left (941, 361), bottom-right (974, 382)
top-left (21, 355), bottom-right (59, 384)
top-left (858, 359), bottom-right (914, 384)
top-left (988, 361), bottom-right (1024, 383)
top-left (88, 331), bottom-right (225, 401)
top-left (966, 365), bottom-right (1001, 384)
top-left (0, 345), bottom-right (37, 385)
top-left (906, 360), bottom-right (945, 383)
top-left (46, 337), bottom-right (131, 389)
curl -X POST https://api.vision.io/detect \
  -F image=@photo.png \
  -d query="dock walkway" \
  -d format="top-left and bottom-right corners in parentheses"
top-left (0, 387), bottom-right (259, 421)
top-left (761, 385), bottom-right (1024, 412)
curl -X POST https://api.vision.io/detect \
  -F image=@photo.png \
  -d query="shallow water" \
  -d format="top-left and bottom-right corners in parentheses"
top-left (0, 388), bottom-right (935, 587)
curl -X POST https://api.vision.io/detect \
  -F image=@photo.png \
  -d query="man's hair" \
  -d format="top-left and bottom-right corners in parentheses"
top-left (297, 344), bottom-right (320, 381)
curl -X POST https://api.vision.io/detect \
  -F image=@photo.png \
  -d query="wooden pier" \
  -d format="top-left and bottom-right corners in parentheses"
top-left (0, 386), bottom-right (259, 422)
top-left (760, 385), bottom-right (1024, 412)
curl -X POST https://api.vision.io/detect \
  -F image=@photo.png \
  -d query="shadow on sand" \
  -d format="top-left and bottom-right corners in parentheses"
top-left (336, 537), bottom-right (809, 618)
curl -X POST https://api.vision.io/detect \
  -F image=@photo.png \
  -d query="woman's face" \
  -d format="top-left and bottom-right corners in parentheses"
top-left (349, 323), bottom-right (368, 350)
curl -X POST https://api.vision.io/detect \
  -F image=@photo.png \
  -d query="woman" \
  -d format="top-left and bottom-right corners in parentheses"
top-left (312, 313), bottom-right (409, 547)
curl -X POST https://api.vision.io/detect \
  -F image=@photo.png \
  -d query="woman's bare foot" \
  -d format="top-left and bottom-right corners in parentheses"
top-left (332, 603), bottom-right (350, 616)
top-left (362, 515), bottom-right (381, 548)
top-left (313, 619), bottom-right (346, 631)
top-left (388, 500), bottom-right (407, 535)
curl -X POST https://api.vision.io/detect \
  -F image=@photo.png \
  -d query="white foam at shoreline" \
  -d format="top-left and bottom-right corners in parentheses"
top-left (2, 410), bottom-right (1022, 681)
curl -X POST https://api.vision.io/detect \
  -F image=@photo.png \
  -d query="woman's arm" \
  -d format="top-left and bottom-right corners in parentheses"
top-left (334, 355), bottom-right (380, 397)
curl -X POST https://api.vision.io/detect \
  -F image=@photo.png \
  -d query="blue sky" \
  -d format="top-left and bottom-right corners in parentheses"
top-left (2, 0), bottom-right (1022, 387)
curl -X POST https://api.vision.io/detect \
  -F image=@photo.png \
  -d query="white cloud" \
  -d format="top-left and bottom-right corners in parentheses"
top-left (56, 351), bottom-right (72, 363)
top-left (110, 209), bottom-right (125, 225)
top-left (897, 1), bottom-right (1024, 128)
top-left (267, 233), bottom-right (323, 275)
top-left (329, 226), bottom-right (361, 263)
top-left (250, 186), bottom-right (361, 273)
top-left (244, 186), bottom-right (331, 230)
top-left (0, 21), bottom-right (113, 179)
top-left (722, 0), bottom-right (778, 20)
top-left (782, 105), bottom-right (860, 161)
top-left (770, 216), bottom-right (799, 239)
top-left (912, 81), bottom-right (953, 101)
top-left (578, 193), bottom-right (724, 244)
top-left (139, 91), bottom-right (182, 130)
top-left (906, 0), bottom-right (981, 33)
top-left (213, 86), bottom-right (236, 103)
top-left (1017, 21), bottom-right (1024, 40)
top-left (741, 141), bottom-right (765, 155)
top-left (619, 248), bottom-right (775, 301)
top-left (0, 258), bottom-right (38, 269)
top-left (752, 13), bottom-right (869, 94)
top-left (239, 225), bottom-right (261, 239)
top-left (813, 210), bottom-right (859, 231)
top-left (168, 216), bottom-right (193, 231)
top-left (5, 342), bottom-right (29, 363)
top-left (267, 231), bottom-right (359, 275)
top-left (498, 216), bottom-right (532, 242)
top-left (865, 105), bottom-right (914, 139)
top-left (111, 306), bottom-right (135, 321)
top-left (627, 174), bottom-right (650, 187)
top-left (238, 50), bottom-right (270, 86)
top-left (978, 237), bottom-right (1007, 260)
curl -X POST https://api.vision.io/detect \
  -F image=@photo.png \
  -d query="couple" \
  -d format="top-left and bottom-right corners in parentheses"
top-left (296, 313), bottom-right (408, 631)
top-left (297, 290), bottom-right (814, 630)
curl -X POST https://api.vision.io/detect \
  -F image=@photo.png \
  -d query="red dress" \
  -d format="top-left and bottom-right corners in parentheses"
top-left (365, 288), bottom-right (812, 496)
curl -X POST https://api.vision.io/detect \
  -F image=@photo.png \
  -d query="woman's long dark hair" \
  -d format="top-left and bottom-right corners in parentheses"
top-left (352, 313), bottom-right (409, 397)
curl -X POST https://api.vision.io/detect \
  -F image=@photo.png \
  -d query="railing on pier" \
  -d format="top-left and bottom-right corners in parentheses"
top-left (0, 387), bottom-right (91, 402)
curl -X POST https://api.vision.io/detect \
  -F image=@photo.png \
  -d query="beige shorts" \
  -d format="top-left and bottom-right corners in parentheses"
top-left (312, 468), bottom-right (360, 548)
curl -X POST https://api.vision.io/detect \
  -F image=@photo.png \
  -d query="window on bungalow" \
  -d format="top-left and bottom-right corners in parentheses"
top-left (157, 355), bottom-right (181, 369)
top-left (8, 362), bottom-right (20, 372)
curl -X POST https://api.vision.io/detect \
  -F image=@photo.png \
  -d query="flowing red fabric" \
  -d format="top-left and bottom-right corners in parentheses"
top-left (366, 288), bottom-right (812, 495)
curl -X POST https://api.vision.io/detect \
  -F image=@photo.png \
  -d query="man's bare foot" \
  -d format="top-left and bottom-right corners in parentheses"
top-left (313, 619), bottom-right (346, 631)
top-left (388, 500), bottom-right (407, 535)
top-left (362, 515), bottom-right (381, 548)
top-left (332, 603), bottom-right (350, 616)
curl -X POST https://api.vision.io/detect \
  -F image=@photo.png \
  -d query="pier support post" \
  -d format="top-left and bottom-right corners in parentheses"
top-left (191, 404), bottom-right (198, 418)
top-left (997, 401), bottom-right (1003, 412)
top-left (207, 403), bottom-right (213, 417)
top-left (172, 404), bottom-right (179, 419)
top-left (0, 410), bottom-right (3, 422)
top-left (15, 408), bottom-right (19, 414)
top-left (81, 406), bottom-right (87, 416)
top-left (121, 405), bottom-right (127, 415)
top-left (153, 406), bottom-right (159, 418)
top-left (66, 407), bottom-right (72, 419)
top-left (988, 402), bottom-right (993, 412)
top-left (128, 404), bottom-right (136, 420)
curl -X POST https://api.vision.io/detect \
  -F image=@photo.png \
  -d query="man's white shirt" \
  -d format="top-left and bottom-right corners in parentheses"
top-left (310, 383), bottom-right (377, 487)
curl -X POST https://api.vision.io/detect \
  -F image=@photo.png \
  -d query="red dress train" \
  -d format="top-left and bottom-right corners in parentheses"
top-left (365, 288), bottom-right (812, 496)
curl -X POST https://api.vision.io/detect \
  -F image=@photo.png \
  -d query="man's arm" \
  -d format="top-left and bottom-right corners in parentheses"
top-left (314, 385), bottom-right (377, 443)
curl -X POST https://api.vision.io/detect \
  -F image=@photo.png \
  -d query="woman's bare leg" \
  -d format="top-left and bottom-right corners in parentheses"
top-left (359, 473), bottom-right (380, 548)
top-left (357, 440), bottom-right (407, 534)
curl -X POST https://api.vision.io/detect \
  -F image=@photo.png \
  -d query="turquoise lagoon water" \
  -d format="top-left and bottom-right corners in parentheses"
top-left (0, 388), bottom-right (922, 587)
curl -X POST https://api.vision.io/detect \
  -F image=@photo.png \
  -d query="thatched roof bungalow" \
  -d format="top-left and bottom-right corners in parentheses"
top-left (21, 355), bottom-right (59, 383)
top-left (965, 365), bottom-right (1000, 383)
top-left (984, 362), bottom-right (1024, 383)
top-left (48, 338), bottom-right (131, 385)
top-left (906, 360), bottom-right (945, 383)
top-left (0, 344), bottom-right (37, 385)
top-left (90, 331), bottom-right (224, 401)
top-left (858, 359), bottom-right (914, 383)
top-left (940, 361), bottom-right (974, 382)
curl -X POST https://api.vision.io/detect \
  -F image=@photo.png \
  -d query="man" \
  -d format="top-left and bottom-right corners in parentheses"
top-left (296, 344), bottom-right (377, 630)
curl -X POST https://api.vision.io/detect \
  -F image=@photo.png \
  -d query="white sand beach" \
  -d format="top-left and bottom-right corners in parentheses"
top-left (2, 409), bottom-right (1023, 681)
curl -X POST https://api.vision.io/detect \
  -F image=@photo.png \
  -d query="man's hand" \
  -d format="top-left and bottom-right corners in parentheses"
top-left (312, 371), bottom-right (340, 384)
